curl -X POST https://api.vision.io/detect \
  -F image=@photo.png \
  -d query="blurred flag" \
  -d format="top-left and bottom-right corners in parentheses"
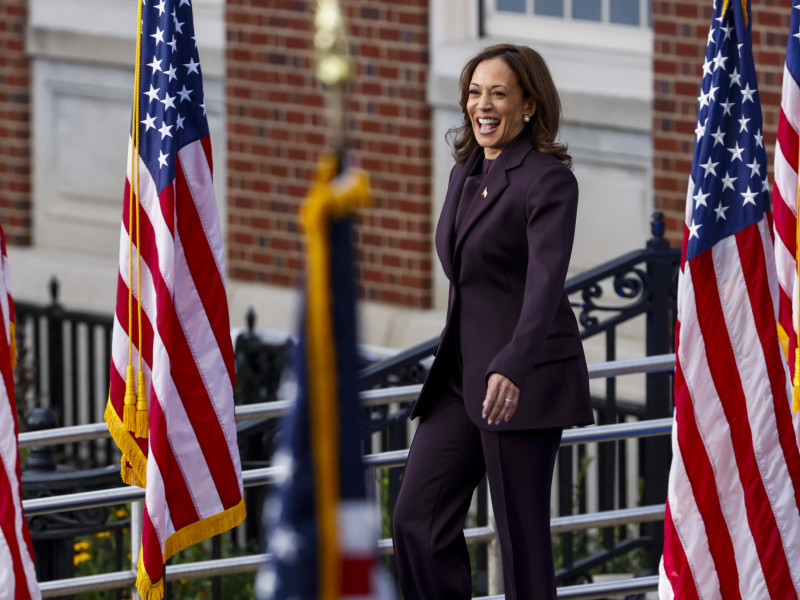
top-left (774, 1), bottom-right (800, 413)
top-left (659, 1), bottom-right (800, 598)
top-left (104, 1), bottom-right (245, 598)
top-left (255, 156), bottom-right (379, 600)
top-left (0, 223), bottom-right (41, 600)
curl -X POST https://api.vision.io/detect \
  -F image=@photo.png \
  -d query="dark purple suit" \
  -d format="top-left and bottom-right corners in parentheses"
top-left (393, 133), bottom-right (594, 599)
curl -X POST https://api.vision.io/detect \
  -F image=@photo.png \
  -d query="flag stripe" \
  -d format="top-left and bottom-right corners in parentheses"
top-left (175, 146), bottom-right (235, 383)
top-left (677, 271), bottom-right (772, 597)
top-left (0, 227), bottom-right (40, 599)
top-left (775, 4), bottom-right (800, 400)
top-left (0, 399), bottom-right (35, 600)
top-left (740, 223), bottom-right (800, 509)
top-left (119, 175), bottom-right (242, 505)
top-left (661, 497), bottom-right (701, 600)
top-left (692, 243), bottom-right (795, 598)
top-left (113, 238), bottom-right (237, 522)
top-left (726, 228), bottom-right (800, 594)
top-left (0, 458), bottom-right (25, 600)
top-left (781, 64), bottom-right (800, 135)
top-left (673, 319), bottom-right (743, 598)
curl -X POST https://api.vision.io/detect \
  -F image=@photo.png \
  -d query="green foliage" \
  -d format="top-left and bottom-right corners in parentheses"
top-left (551, 452), bottom-right (647, 579)
top-left (376, 467), bottom-right (393, 539)
top-left (69, 505), bottom-right (254, 600)
top-left (168, 535), bottom-right (255, 600)
top-left (71, 505), bottom-right (132, 599)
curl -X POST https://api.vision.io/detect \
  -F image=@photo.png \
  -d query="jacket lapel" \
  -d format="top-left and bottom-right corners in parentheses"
top-left (453, 166), bottom-right (508, 261)
top-left (452, 134), bottom-right (534, 265)
top-left (435, 150), bottom-right (482, 281)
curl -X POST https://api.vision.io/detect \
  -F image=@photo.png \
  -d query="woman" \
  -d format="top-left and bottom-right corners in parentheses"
top-left (391, 44), bottom-right (594, 599)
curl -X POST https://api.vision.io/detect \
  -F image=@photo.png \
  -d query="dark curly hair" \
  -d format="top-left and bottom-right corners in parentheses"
top-left (448, 44), bottom-right (571, 167)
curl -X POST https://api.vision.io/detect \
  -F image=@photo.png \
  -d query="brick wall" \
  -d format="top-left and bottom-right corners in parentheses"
top-left (0, 0), bottom-right (31, 245)
top-left (653, 0), bottom-right (790, 245)
top-left (225, 0), bottom-right (432, 308)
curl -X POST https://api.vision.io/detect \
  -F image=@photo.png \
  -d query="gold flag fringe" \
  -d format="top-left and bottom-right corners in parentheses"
top-left (105, 399), bottom-right (148, 487)
top-left (134, 499), bottom-right (247, 600)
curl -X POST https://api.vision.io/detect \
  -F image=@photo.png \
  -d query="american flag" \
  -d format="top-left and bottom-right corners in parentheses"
top-left (104, 1), bottom-right (245, 598)
top-left (255, 158), bottom-right (379, 600)
top-left (0, 223), bottom-right (41, 600)
top-left (774, 3), bottom-right (800, 413)
top-left (659, 1), bottom-right (800, 597)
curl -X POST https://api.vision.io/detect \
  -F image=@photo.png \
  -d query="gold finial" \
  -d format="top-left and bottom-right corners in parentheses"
top-left (314, 0), bottom-right (350, 88)
top-left (314, 0), bottom-right (351, 153)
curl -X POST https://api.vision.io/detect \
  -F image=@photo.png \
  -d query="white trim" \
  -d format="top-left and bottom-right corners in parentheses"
top-left (485, 12), bottom-right (652, 55)
top-left (486, 0), bottom-right (652, 55)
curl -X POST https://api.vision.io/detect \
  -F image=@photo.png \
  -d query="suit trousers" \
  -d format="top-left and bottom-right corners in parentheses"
top-left (392, 390), bottom-right (562, 600)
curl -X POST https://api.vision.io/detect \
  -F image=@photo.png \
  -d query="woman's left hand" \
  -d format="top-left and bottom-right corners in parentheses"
top-left (483, 373), bottom-right (520, 425)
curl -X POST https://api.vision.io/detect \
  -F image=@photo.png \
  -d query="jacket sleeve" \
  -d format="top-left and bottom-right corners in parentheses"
top-left (485, 160), bottom-right (579, 388)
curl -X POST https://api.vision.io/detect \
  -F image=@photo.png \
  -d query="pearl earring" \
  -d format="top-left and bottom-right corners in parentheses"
top-left (523, 115), bottom-right (531, 123)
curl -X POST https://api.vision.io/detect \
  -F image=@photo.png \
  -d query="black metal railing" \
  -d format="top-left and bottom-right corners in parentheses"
top-left (15, 279), bottom-right (115, 470)
top-left (560, 212), bottom-right (679, 579)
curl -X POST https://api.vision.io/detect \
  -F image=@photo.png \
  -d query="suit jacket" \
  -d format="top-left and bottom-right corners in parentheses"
top-left (412, 133), bottom-right (594, 431)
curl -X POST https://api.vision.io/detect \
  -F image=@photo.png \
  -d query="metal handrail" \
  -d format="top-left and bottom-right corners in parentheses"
top-left (22, 418), bottom-right (673, 517)
top-left (18, 353), bottom-right (676, 449)
top-left (361, 418), bottom-right (673, 468)
top-left (38, 553), bottom-right (659, 599)
top-left (23, 466), bottom-right (281, 517)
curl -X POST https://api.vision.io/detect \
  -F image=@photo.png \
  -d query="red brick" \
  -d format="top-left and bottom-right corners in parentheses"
top-left (0, 0), bottom-right (30, 245)
top-left (226, 0), bottom-right (432, 308)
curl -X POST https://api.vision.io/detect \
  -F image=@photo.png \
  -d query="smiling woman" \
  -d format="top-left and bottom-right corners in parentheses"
top-left (392, 44), bottom-right (593, 600)
top-left (466, 58), bottom-right (534, 160)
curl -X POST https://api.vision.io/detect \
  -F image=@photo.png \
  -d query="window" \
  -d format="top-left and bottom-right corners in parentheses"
top-left (484, 0), bottom-right (652, 53)
top-left (494, 0), bottom-right (651, 28)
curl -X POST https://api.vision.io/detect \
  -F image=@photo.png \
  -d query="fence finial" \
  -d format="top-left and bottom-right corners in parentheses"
top-left (651, 212), bottom-right (665, 239)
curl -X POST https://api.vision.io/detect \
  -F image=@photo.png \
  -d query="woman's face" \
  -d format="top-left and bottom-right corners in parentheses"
top-left (467, 58), bottom-right (535, 159)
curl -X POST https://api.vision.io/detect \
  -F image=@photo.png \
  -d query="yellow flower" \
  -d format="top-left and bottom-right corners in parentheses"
top-left (116, 508), bottom-right (127, 519)
top-left (95, 531), bottom-right (112, 538)
top-left (73, 540), bottom-right (91, 552)
top-left (73, 551), bottom-right (92, 566)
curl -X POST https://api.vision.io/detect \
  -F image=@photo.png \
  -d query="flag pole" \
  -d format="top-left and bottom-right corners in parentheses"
top-left (312, 2), bottom-right (349, 596)
top-left (314, 0), bottom-right (351, 167)
top-left (131, 500), bottom-right (143, 600)
top-left (306, 4), bottom-right (365, 597)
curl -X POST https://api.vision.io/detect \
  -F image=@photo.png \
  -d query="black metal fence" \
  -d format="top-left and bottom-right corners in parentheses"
top-left (17, 212), bottom-right (680, 592)
top-left (558, 212), bottom-right (679, 583)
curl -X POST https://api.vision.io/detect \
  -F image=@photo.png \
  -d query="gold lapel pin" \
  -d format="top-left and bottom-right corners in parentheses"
top-left (482, 187), bottom-right (488, 198)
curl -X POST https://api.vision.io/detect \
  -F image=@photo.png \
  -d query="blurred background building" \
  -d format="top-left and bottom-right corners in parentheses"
top-left (0, 0), bottom-right (791, 351)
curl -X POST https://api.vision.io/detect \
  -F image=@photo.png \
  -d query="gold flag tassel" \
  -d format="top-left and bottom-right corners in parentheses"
top-left (795, 182), bottom-right (800, 412)
top-left (793, 348), bottom-right (800, 412)
top-left (123, 365), bottom-right (137, 429)
top-left (135, 370), bottom-right (148, 438)
top-left (132, 111), bottom-right (147, 437)
top-left (794, 145), bottom-right (800, 412)
top-left (125, 0), bottom-right (146, 434)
